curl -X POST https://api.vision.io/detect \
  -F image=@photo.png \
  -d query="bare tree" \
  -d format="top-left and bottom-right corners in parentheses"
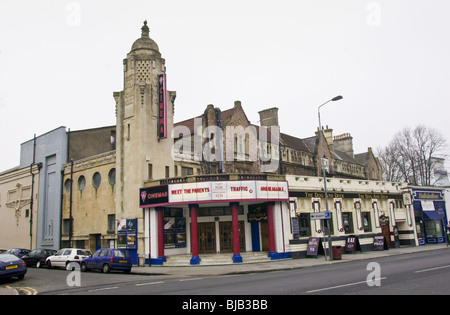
top-left (377, 125), bottom-right (447, 186)
top-left (377, 143), bottom-right (403, 182)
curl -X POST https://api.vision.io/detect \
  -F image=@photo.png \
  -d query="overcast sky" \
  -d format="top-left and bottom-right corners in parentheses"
top-left (1, 0), bottom-right (449, 172)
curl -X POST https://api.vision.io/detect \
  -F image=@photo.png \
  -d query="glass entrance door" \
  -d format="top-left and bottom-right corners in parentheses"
top-left (198, 222), bottom-right (216, 253)
top-left (219, 221), bottom-right (246, 253)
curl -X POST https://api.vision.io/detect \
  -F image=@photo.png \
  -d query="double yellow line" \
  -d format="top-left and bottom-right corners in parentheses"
top-left (5, 286), bottom-right (38, 295)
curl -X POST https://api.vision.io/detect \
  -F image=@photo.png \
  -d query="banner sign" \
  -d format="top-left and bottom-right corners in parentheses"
top-left (140, 180), bottom-right (289, 207)
top-left (412, 189), bottom-right (444, 200)
top-left (140, 185), bottom-right (169, 207)
top-left (158, 74), bottom-right (167, 139)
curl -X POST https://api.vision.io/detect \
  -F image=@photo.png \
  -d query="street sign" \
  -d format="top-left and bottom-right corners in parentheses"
top-left (310, 212), bottom-right (331, 220)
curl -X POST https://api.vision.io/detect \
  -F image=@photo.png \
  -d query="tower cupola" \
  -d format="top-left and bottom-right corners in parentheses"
top-left (130, 20), bottom-right (160, 54)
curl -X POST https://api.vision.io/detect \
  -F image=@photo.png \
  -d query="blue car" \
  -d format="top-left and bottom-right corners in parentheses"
top-left (0, 254), bottom-right (27, 280)
top-left (5, 248), bottom-right (30, 259)
top-left (81, 248), bottom-right (132, 273)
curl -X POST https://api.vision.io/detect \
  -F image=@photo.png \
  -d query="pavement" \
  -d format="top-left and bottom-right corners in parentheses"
top-left (0, 243), bottom-right (448, 295)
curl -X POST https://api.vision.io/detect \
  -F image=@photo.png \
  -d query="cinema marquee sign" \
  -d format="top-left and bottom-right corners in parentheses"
top-left (140, 180), bottom-right (289, 207)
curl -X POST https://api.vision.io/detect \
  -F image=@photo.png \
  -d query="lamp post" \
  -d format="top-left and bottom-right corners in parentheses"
top-left (318, 95), bottom-right (343, 261)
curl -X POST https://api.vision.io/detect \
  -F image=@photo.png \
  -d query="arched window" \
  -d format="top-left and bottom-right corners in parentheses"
top-left (108, 168), bottom-right (116, 186)
top-left (78, 176), bottom-right (86, 191)
top-left (92, 172), bottom-right (101, 189)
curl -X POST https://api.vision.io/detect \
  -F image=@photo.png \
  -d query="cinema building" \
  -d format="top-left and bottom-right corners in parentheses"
top-left (1, 21), bottom-right (423, 266)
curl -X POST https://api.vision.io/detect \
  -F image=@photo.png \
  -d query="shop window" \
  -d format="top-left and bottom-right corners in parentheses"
top-left (415, 219), bottom-right (424, 239)
top-left (298, 213), bottom-right (311, 237)
top-left (342, 212), bottom-right (354, 234)
top-left (362, 212), bottom-right (372, 232)
top-left (425, 220), bottom-right (443, 238)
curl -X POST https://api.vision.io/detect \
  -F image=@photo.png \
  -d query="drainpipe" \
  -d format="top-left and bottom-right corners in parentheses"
top-left (29, 134), bottom-right (36, 250)
top-left (67, 129), bottom-right (74, 248)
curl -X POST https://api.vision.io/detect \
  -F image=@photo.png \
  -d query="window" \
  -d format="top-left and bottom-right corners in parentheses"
top-left (108, 214), bottom-right (116, 232)
top-left (100, 249), bottom-right (111, 257)
top-left (63, 219), bottom-right (71, 235)
top-left (362, 212), bottom-right (372, 232)
top-left (425, 220), bottom-right (443, 238)
top-left (165, 166), bottom-right (170, 178)
top-left (181, 167), bottom-right (193, 176)
top-left (108, 168), bottom-right (116, 186)
top-left (64, 179), bottom-right (72, 193)
top-left (114, 249), bottom-right (129, 258)
top-left (78, 176), bottom-right (86, 191)
top-left (197, 206), bottom-right (244, 217)
top-left (298, 213), bottom-right (311, 237)
top-left (342, 213), bottom-right (354, 234)
top-left (92, 172), bottom-right (101, 189)
top-left (148, 164), bottom-right (153, 179)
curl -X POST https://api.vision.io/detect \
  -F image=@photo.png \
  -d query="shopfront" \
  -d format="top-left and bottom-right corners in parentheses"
top-left (411, 188), bottom-right (447, 245)
top-left (286, 175), bottom-right (415, 258)
top-left (140, 179), bottom-right (291, 265)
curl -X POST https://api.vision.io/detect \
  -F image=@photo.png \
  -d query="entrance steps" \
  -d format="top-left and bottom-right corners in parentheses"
top-left (162, 252), bottom-right (273, 266)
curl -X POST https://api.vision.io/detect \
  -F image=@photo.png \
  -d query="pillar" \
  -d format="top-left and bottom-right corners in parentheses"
top-left (189, 204), bottom-right (201, 265)
top-left (231, 202), bottom-right (243, 263)
top-left (158, 207), bottom-right (165, 261)
top-left (151, 207), bottom-right (166, 265)
top-left (266, 202), bottom-right (277, 258)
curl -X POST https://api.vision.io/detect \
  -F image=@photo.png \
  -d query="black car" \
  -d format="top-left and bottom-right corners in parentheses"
top-left (22, 248), bottom-right (57, 268)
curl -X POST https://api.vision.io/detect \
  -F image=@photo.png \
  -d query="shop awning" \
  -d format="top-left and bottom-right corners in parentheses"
top-left (423, 210), bottom-right (442, 221)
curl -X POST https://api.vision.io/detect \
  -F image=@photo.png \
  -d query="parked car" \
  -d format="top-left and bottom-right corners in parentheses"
top-left (46, 248), bottom-right (91, 270)
top-left (0, 254), bottom-right (27, 280)
top-left (22, 248), bottom-right (57, 268)
top-left (81, 248), bottom-right (132, 273)
top-left (5, 248), bottom-right (30, 258)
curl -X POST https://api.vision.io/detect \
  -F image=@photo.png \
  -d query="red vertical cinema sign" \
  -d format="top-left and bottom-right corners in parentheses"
top-left (158, 74), bottom-right (167, 138)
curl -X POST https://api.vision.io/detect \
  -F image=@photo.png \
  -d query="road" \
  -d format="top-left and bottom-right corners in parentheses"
top-left (1, 249), bottom-right (450, 296)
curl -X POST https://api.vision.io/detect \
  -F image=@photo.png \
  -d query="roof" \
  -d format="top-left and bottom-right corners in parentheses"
top-left (354, 152), bottom-right (369, 166)
top-left (173, 107), bottom-right (235, 134)
top-left (280, 133), bottom-right (312, 153)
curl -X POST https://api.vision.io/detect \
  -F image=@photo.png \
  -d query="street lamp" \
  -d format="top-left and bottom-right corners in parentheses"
top-left (318, 95), bottom-right (343, 261)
